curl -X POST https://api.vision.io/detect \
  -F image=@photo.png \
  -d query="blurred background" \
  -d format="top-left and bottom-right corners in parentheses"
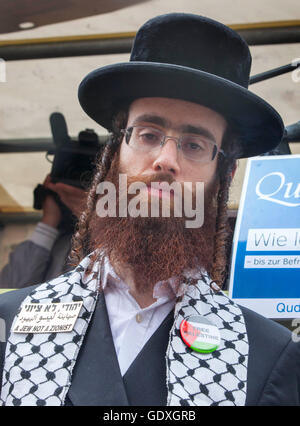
top-left (0, 0), bottom-right (299, 268)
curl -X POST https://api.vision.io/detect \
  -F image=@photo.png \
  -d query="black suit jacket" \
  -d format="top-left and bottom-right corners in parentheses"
top-left (0, 286), bottom-right (299, 406)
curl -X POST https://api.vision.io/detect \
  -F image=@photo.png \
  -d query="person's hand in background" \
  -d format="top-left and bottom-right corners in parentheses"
top-left (45, 178), bottom-right (87, 219)
top-left (41, 175), bottom-right (62, 228)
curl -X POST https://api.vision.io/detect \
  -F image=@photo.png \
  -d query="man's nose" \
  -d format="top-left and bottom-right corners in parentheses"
top-left (152, 138), bottom-right (180, 175)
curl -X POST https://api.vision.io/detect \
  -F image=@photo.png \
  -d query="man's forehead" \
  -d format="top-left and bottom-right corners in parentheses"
top-left (128, 97), bottom-right (223, 116)
top-left (127, 97), bottom-right (228, 144)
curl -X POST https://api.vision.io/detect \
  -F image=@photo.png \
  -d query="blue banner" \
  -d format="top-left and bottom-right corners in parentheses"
top-left (228, 155), bottom-right (300, 318)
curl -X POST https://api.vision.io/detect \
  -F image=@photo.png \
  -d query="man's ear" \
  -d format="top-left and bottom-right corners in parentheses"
top-left (231, 161), bottom-right (237, 180)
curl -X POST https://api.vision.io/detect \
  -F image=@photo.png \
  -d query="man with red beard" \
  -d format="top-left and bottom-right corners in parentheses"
top-left (0, 14), bottom-right (299, 407)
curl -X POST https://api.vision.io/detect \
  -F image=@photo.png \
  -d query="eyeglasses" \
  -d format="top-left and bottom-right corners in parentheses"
top-left (121, 126), bottom-right (225, 163)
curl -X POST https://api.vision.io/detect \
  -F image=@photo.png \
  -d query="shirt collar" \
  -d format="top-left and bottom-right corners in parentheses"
top-left (99, 255), bottom-right (206, 301)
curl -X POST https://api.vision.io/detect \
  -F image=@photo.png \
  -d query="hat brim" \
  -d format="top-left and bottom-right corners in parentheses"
top-left (78, 62), bottom-right (284, 158)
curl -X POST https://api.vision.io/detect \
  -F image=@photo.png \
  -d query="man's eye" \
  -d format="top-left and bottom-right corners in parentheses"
top-left (139, 132), bottom-right (160, 143)
top-left (184, 141), bottom-right (204, 152)
top-left (183, 137), bottom-right (208, 151)
top-left (187, 142), bottom-right (201, 150)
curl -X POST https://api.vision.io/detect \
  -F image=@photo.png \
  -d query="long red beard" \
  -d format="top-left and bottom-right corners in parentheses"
top-left (88, 153), bottom-right (218, 293)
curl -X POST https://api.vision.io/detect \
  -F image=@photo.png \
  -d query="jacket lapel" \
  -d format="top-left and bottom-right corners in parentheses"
top-left (67, 292), bottom-right (129, 406)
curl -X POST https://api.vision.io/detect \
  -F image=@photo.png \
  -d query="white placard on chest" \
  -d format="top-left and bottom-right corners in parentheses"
top-left (13, 301), bottom-right (83, 334)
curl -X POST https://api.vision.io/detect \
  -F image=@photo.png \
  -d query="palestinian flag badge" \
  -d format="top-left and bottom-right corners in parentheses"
top-left (180, 315), bottom-right (221, 353)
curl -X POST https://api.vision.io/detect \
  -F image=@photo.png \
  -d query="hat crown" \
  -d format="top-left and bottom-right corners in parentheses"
top-left (78, 13), bottom-right (283, 157)
top-left (130, 13), bottom-right (251, 88)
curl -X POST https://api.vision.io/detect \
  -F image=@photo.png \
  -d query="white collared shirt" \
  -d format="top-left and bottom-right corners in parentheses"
top-left (100, 257), bottom-right (178, 376)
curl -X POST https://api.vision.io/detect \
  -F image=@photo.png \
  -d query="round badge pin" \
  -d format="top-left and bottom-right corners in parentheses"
top-left (180, 315), bottom-right (221, 353)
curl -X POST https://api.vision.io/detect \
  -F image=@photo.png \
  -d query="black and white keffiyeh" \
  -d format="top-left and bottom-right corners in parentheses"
top-left (1, 254), bottom-right (248, 406)
top-left (166, 278), bottom-right (248, 406)
top-left (0, 254), bottom-right (99, 406)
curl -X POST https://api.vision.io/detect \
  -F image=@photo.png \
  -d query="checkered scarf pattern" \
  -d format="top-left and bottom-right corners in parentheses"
top-left (167, 276), bottom-right (248, 406)
top-left (0, 254), bottom-right (99, 406)
top-left (1, 255), bottom-right (248, 406)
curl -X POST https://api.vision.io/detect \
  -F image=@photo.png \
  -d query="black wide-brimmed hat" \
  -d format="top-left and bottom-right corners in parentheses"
top-left (78, 13), bottom-right (284, 158)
